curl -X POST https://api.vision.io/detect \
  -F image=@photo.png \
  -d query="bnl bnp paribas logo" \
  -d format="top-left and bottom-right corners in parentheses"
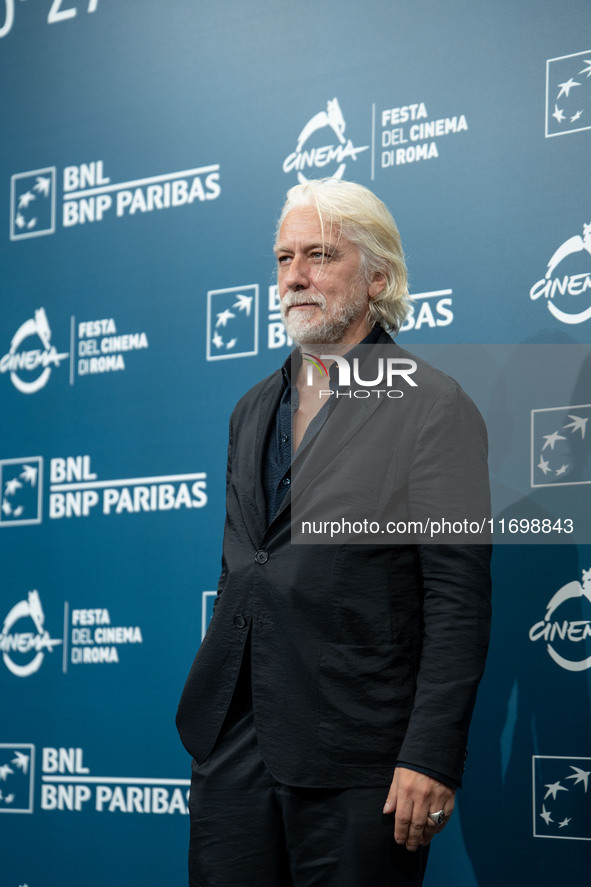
top-left (545, 49), bottom-right (591, 137)
top-left (9, 169), bottom-right (55, 239)
top-left (0, 745), bottom-right (188, 816)
top-left (10, 160), bottom-right (221, 240)
top-left (533, 756), bottom-right (591, 841)
top-left (531, 404), bottom-right (590, 487)
top-left (0, 458), bottom-right (43, 526)
top-left (206, 285), bottom-right (258, 360)
top-left (1, 454), bottom-right (207, 526)
top-left (0, 744), bottom-right (35, 814)
top-left (282, 98), bottom-right (369, 183)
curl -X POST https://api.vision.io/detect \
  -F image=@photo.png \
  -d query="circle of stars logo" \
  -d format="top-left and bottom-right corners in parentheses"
top-left (537, 413), bottom-right (587, 480)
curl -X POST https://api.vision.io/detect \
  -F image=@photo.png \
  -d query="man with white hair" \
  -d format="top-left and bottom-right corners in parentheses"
top-left (177, 178), bottom-right (491, 886)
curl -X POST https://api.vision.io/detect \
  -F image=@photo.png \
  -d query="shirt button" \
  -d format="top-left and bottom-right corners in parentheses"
top-left (255, 550), bottom-right (269, 564)
top-left (233, 615), bottom-right (247, 629)
top-left (281, 435), bottom-right (289, 444)
top-left (282, 477), bottom-right (290, 486)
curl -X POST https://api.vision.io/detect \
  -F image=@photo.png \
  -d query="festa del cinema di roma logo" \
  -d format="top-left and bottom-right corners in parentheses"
top-left (0, 590), bottom-right (62, 678)
top-left (0, 308), bottom-right (68, 394)
top-left (1, 308), bottom-right (151, 394)
top-left (530, 221), bottom-right (591, 325)
top-left (0, 591), bottom-right (145, 675)
top-left (282, 98), bottom-right (369, 183)
top-left (529, 567), bottom-right (591, 671)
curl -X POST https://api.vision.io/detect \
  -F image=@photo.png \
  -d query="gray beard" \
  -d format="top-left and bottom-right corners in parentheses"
top-left (281, 289), bottom-right (367, 346)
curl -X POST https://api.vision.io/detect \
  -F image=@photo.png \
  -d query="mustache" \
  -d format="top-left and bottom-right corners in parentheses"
top-left (281, 291), bottom-right (327, 310)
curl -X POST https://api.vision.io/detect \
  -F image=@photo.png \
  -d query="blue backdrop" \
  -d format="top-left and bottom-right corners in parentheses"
top-left (1, 1), bottom-right (590, 885)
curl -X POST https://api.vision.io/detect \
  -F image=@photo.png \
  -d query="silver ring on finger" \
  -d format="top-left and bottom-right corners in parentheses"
top-left (427, 809), bottom-right (446, 826)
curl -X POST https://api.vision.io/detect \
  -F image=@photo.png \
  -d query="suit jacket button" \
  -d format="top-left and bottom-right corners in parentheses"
top-left (255, 550), bottom-right (269, 564)
top-left (233, 615), bottom-right (247, 629)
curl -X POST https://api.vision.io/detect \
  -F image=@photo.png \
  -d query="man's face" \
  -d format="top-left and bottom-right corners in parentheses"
top-left (275, 206), bottom-right (376, 346)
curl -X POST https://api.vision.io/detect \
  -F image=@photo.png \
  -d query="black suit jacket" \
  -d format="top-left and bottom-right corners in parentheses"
top-left (177, 330), bottom-right (492, 788)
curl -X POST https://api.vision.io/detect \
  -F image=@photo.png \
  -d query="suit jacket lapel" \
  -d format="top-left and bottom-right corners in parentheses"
top-left (270, 332), bottom-right (400, 524)
top-left (288, 389), bottom-right (386, 503)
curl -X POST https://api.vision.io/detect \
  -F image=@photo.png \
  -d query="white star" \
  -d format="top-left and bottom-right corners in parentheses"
top-left (538, 456), bottom-right (551, 475)
top-left (557, 78), bottom-right (580, 99)
top-left (233, 294), bottom-right (253, 315)
top-left (18, 190), bottom-right (35, 209)
top-left (539, 804), bottom-right (553, 825)
top-left (542, 431), bottom-right (566, 451)
top-left (21, 464), bottom-right (38, 485)
top-left (570, 110), bottom-right (583, 122)
top-left (5, 478), bottom-right (22, 496)
top-left (544, 780), bottom-right (568, 800)
top-left (211, 331), bottom-right (224, 349)
top-left (558, 818), bottom-right (571, 828)
top-left (15, 213), bottom-right (26, 229)
top-left (34, 176), bottom-right (51, 197)
top-left (226, 338), bottom-right (237, 349)
top-left (552, 105), bottom-right (565, 123)
top-left (563, 415), bottom-right (587, 439)
top-left (555, 464), bottom-right (569, 476)
top-left (579, 60), bottom-right (591, 78)
top-left (12, 752), bottom-right (29, 774)
top-left (215, 309), bottom-right (235, 328)
top-left (566, 766), bottom-right (590, 792)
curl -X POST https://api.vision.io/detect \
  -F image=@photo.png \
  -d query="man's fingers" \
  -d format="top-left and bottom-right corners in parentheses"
top-left (394, 801), bottom-right (426, 850)
top-left (382, 791), bottom-right (397, 815)
top-left (384, 769), bottom-right (456, 851)
top-left (382, 770), bottom-right (399, 814)
top-left (393, 797), bottom-right (417, 847)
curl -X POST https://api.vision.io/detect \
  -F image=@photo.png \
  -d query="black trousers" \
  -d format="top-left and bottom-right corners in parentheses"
top-left (188, 674), bottom-right (429, 887)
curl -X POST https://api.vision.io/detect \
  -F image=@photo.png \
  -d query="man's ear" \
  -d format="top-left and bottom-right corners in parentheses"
top-left (368, 272), bottom-right (387, 299)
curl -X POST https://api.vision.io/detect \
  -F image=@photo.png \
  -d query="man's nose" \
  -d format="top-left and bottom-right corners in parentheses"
top-left (284, 255), bottom-right (310, 290)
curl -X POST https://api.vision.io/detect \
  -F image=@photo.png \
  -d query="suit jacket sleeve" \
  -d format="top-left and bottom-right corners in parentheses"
top-left (396, 384), bottom-right (492, 783)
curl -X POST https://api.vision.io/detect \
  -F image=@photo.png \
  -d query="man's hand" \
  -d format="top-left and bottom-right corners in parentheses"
top-left (382, 768), bottom-right (456, 852)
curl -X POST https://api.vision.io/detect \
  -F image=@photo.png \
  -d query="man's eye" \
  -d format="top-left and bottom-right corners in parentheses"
top-left (277, 255), bottom-right (291, 265)
top-left (311, 251), bottom-right (330, 261)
